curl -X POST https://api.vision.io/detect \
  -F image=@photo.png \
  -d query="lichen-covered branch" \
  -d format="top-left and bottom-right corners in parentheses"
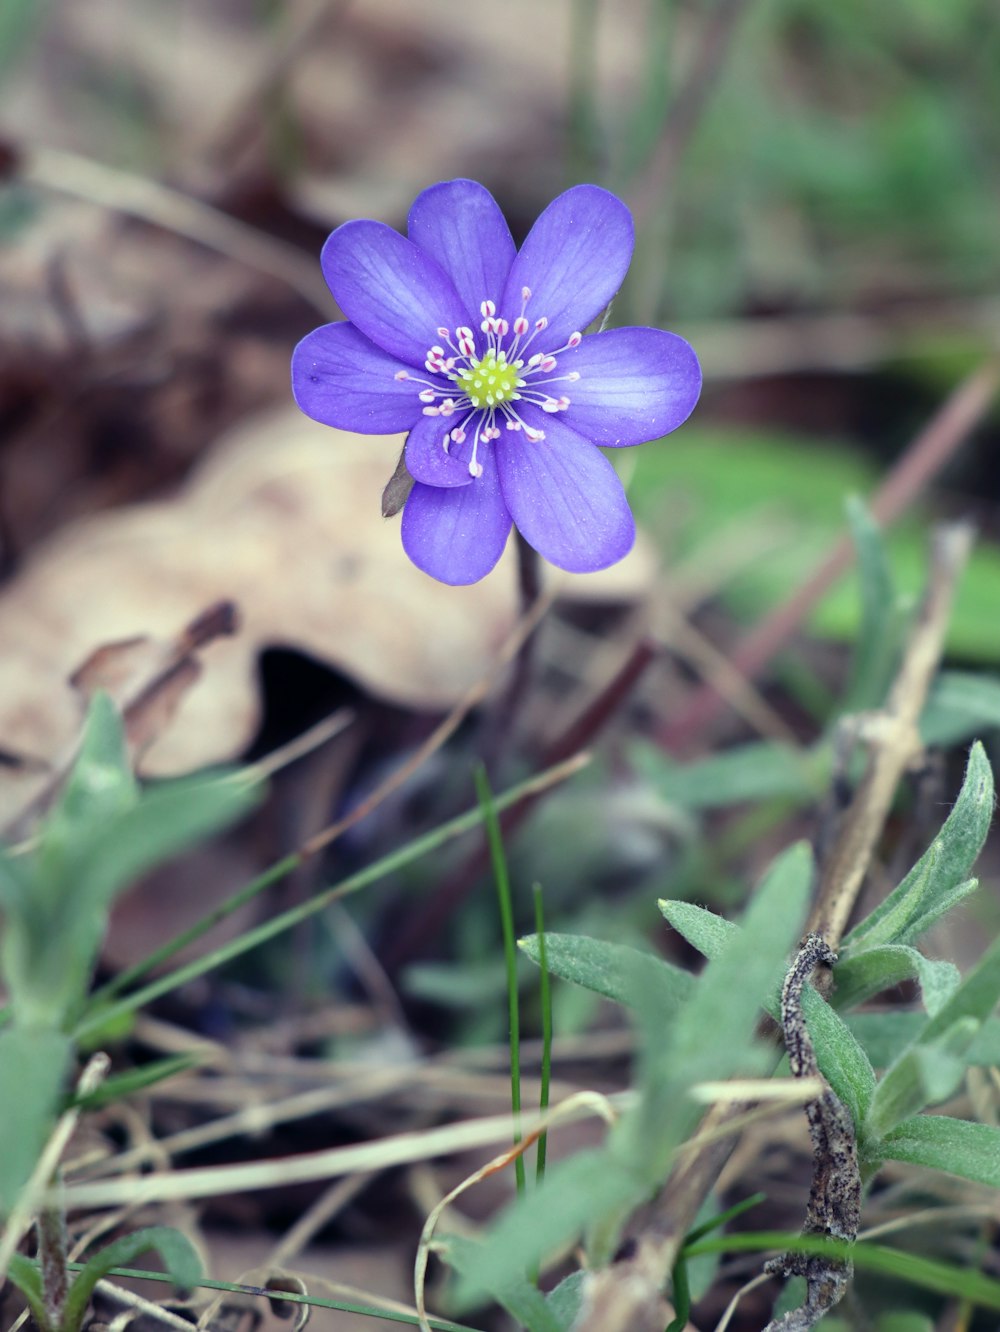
top-left (763, 934), bottom-right (861, 1331)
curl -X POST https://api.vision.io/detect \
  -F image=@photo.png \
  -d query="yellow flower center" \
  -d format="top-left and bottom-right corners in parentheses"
top-left (455, 349), bottom-right (521, 409)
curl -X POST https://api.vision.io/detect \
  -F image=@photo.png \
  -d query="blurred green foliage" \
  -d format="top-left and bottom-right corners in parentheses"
top-left (629, 426), bottom-right (1000, 661)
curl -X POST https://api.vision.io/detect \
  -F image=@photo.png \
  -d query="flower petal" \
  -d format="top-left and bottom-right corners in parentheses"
top-left (408, 180), bottom-right (516, 317)
top-left (500, 186), bottom-right (634, 350)
top-left (292, 322), bottom-right (423, 433)
top-left (496, 411), bottom-right (635, 573)
top-left (559, 327), bottom-right (702, 446)
top-left (402, 446), bottom-right (512, 584)
top-left (321, 221), bottom-right (469, 367)
top-left (404, 412), bottom-right (475, 488)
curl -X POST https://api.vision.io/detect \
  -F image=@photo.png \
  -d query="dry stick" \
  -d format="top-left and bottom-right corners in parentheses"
top-left (572, 520), bottom-right (973, 1332)
top-left (808, 520), bottom-right (973, 945)
top-left (16, 145), bottom-right (334, 318)
top-left (660, 360), bottom-right (1000, 755)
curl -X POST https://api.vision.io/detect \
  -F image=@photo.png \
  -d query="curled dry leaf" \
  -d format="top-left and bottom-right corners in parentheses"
top-left (0, 410), bottom-right (654, 818)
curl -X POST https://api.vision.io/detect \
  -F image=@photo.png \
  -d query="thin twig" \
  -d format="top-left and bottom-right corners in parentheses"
top-left (660, 360), bottom-right (999, 754)
top-left (16, 145), bottom-right (333, 317)
top-left (807, 521), bottom-right (973, 945)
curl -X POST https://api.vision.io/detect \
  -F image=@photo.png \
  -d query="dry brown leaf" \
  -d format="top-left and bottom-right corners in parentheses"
top-left (0, 409), bottom-right (654, 817)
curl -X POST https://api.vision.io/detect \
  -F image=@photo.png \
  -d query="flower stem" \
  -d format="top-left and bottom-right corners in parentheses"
top-left (481, 533), bottom-right (542, 775)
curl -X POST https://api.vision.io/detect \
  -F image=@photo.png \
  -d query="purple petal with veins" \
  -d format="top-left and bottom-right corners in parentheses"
top-left (500, 186), bottom-right (634, 351)
top-left (402, 445), bottom-right (512, 584)
top-left (292, 323), bottom-right (422, 433)
top-left (560, 327), bottom-right (702, 446)
top-left (408, 179), bottom-right (516, 318)
top-left (495, 411), bottom-right (635, 573)
top-left (322, 221), bottom-right (469, 368)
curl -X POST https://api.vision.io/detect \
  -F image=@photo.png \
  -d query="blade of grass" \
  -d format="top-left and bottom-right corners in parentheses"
top-left (75, 753), bottom-right (590, 1046)
top-left (682, 1232), bottom-right (1000, 1310)
top-left (475, 767), bottom-right (524, 1198)
top-left (58, 1262), bottom-right (481, 1331)
top-left (533, 884), bottom-right (552, 1188)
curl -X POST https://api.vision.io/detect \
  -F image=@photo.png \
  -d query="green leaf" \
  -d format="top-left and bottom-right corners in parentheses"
top-left (619, 845), bottom-right (812, 1181)
top-left (662, 888), bottom-right (878, 1126)
top-left (881, 1115), bottom-right (1000, 1188)
top-left (0, 1027), bottom-right (72, 1216)
top-left (544, 1273), bottom-right (586, 1331)
top-left (450, 1150), bottom-right (642, 1311)
top-left (62, 1227), bottom-right (203, 1332)
top-left (77, 772), bottom-right (261, 913)
top-left (844, 742), bottom-right (993, 952)
top-left (864, 1017), bottom-right (979, 1141)
top-left (517, 933), bottom-right (694, 1015)
top-left (921, 671), bottom-right (1000, 746)
top-left (849, 1010), bottom-right (1000, 1068)
top-left (918, 931), bottom-right (1000, 1048)
top-left (800, 988), bottom-right (877, 1129)
top-left (632, 739), bottom-right (822, 811)
top-left (666, 843), bottom-right (812, 1088)
top-left (833, 944), bottom-right (960, 1015)
top-left (657, 899), bottom-right (736, 959)
top-left (842, 496), bottom-right (909, 712)
top-left (6, 1254), bottom-right (50, 1332)
top-left (441, 1235), bottom-right (562, 1332)
top-left (68, 1055), bottom-right (198, 1112)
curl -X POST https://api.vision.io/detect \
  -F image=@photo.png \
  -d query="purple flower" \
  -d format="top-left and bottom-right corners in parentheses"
top-left (292, 180), bottom-right (701, 585)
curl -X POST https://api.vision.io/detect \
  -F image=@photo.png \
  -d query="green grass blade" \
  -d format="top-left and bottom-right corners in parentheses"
top-left (474, 767), bottom-right (524, 1198)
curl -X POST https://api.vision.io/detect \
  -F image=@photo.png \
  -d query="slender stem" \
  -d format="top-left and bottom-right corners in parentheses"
top-left (533, 884), bottom-right (552, 1188)
top-left (475, 769), bottom-right (525, 1198)
top-left (481, 534), bottom-right (543, 776)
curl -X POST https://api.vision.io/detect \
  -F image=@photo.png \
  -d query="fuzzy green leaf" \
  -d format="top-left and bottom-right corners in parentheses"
top-left (517, 933), bottom-right (693, 1015)
top-left (865, 1017), bottom-right (979, 1141)
top-left (833, 945), bottom-right (960, 1014)
top-left (801, 988), bottom-right (877, 1128)
top-left (662, 889), bottom-right (877, 1126)
top-left (844, 742), bottom-right (993, 952)
top-left (881, 1115), bottom-right (1000, 1188)
top-left (849, 1011), bottom-right (1000, 1068)
top-left (77, 772), bottom-right (261, 913)
top-left (666, 844), bottom-right (812, 1089)
top-left (544, 1273), bottom-right (586, 1331)
top-left (658, 899), bottom-right (736, 959)
top-left (918, 931), bottom-right (1000, 1047)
